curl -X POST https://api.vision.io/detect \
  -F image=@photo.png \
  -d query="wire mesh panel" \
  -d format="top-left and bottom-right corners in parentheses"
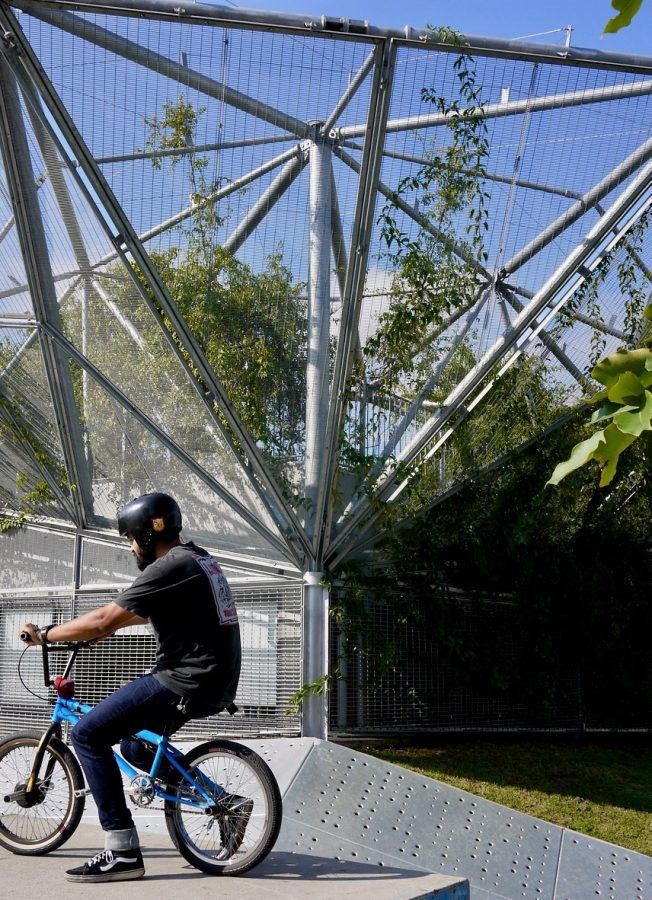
top-left (0, 334), bottom-right (76, 521)
top-left (0, 579), bottom-right (301, 737)
top-left (80, 536), bottom-right (134, 588)
top-left (330, 589), bottom-right (583, 733)
top-left (0, 525), bottom-right (74, 593)
top-left (0, 594), bottom-right (73, 731)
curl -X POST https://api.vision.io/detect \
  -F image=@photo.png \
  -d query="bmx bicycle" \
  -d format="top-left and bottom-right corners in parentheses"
top-left (0, 636), bottom-right (282, 875)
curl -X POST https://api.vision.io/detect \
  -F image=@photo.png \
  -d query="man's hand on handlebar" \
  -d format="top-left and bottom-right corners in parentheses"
top-left (20, 623), bottom-right (43, 646)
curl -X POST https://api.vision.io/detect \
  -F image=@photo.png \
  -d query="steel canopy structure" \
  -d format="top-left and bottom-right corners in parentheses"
top-left (0, 0), bottom-right (650, 736)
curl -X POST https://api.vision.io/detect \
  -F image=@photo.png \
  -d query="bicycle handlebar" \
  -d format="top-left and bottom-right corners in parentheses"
top-left (19, 632), bottom-right (93, 687)
top-left (19, 632), bottom-right (93, 650)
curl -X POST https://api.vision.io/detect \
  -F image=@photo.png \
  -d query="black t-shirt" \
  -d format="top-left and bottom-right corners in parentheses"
top-left (115, 542), bottom-right (241, 706)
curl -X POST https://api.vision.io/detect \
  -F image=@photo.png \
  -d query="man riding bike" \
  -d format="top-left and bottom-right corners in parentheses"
top-left (21, 492), bottom-right (242, 883)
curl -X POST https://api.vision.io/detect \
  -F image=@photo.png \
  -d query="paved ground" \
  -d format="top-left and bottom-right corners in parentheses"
top-left (0, 822), bottom-right (466, 899)
top-left (0, 738), bottom-right (468, 899)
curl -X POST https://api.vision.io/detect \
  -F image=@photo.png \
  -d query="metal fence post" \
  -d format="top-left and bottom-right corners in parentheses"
top-left (302, 571), bottom-right (329, 739)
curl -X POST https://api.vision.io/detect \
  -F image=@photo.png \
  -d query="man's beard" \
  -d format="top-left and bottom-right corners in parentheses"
top-left (134, 546), bottom-right (156, 571)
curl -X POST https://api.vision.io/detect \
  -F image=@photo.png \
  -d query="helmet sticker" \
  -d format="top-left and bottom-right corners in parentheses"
top-left (151, 517), bottom-right (166, 532)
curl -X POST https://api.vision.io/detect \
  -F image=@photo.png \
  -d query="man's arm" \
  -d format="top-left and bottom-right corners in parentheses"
top-left (21, 602), bottom-right (148, 645)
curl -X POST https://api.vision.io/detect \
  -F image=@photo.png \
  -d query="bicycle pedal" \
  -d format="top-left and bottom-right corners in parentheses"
top-left (74, 788), bottom-right (92, 798)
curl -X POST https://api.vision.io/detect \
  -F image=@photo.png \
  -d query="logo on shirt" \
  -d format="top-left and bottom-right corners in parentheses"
top-left (194, 554), bottom-right (239, 626)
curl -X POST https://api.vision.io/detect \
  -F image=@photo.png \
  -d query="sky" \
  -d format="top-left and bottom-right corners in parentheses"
top-left (232, 0), bottom-right (652, 57)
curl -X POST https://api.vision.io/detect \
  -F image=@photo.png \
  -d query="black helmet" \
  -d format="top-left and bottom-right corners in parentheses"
top-left (117, 492), bottom-right (182, 552)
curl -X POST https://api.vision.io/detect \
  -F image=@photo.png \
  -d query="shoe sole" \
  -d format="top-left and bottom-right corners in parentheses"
top-left (65, 868), bottom-right (145, 883)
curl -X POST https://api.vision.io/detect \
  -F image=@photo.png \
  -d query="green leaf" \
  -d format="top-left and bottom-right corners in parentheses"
top-left (593, 423), bottom-right (638, 486)
top-left (590, 401), bottom-right (636, 424)
top-left (546, 430), bottom-right (606, 486)
top-left (592, 348), bottom-right (652, 387)
top-left (644, 303), bottom-right (652, 323)
top-left (612, 389), bottom-right (652, 437)
top-left (607, 371), bottom-right (646, 405)
top-left (588, 388), bottom-right (610, 405)
top-left (603, 0), bottom-right (644, 33)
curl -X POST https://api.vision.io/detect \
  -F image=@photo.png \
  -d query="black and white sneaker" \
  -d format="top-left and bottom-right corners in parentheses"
top-left (218, 796), bottom-right (253, 859)
top-left (65, 848), bottom-right (145, 883)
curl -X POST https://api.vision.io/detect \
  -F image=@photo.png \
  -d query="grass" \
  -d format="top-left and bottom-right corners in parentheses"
top-left (343, 738), bottom-right (652, 857)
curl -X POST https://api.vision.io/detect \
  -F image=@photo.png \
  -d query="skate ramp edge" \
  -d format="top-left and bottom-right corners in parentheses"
top-left (273, 738), bottom-right (651, 900)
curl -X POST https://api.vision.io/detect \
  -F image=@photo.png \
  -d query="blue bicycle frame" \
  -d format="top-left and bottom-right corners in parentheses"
top-left (49, 695), bottom-right (226, 808)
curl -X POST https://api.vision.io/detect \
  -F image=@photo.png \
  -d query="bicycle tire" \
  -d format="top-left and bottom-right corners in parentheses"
top-left (0, 730), bottom-right (85, 855)
top-left (164, 739), bottom-right (282, 876)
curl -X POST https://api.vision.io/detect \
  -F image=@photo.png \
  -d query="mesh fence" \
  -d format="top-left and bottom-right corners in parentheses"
top-left (330, 588), bottom-right (586, 734)
top-left (0, 528), bottom-right (302, 736)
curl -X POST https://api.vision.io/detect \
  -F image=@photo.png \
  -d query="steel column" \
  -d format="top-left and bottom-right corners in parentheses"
top-left (302, 571), bottom-right (329, 739)
top-left (304, 137), bottom-right (332, 540)
top-left (313, 41), bottom-right (397, 563)
top-left (0, 55), bottom-right (93, 525)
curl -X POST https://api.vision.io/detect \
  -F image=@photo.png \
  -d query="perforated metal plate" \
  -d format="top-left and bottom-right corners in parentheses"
top-left (278, 741), bottom-right (652, 900)
top-left (555, 830), bottom-right (652, 900)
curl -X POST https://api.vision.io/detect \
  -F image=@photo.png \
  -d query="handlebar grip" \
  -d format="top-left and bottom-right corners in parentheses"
top-left (19, 631), bottom-right (32, 643)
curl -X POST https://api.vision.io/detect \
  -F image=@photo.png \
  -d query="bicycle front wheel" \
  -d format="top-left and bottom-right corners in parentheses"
top-left (164, 739), bottom-right (282, 876)
top-left (0, 730), bottom-right (85, 855)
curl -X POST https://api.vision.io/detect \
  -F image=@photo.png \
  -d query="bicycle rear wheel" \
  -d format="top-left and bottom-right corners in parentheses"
top-left (164, 739), bottom-right (282, 876)
top-left (0, 730), bottom-right (85, 855)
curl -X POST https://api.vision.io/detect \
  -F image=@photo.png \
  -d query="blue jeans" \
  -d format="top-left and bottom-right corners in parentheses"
top-left (71, 674), bottom-right (187, 831)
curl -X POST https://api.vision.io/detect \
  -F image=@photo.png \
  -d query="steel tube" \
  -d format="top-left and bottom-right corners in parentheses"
top-left (322, 50), bottom-right (375, 135)
top-left (0, 56), bottom-right (93, 525)
top-left (366, 144), bottom-right (584, 201)
top-left (0, 277), bottom-right (81, 382)
top-left (508, 283), bottom-right (630, 342)
top-left (502, 136), bottom-right (652, 275)
top-left (335, 77), bottom-right (652, 140)
top-left (95, 133), bottom-right (296, 165)
top-left (304, 138), bottom-right (332, 540)
top-left (378, 289), bottom-right (491, 462)
top-left (19, 6), bottom-right (313, 139)
top-left (15, 0), bottom-right (652, 73)
top-left (223, 150), bottom-right (308, 253)
top-left (335, 147), bottom-right (491, 278)
top-left (327, 158), bottom-right (652, 562)
top-left (301, 571), bottom-right (329, 739)
top-left (146, 144), bottom-right (303, 249)
top-left (498, 285), bottom-right (585, 384)
top-left (314, 42), bottom-right (397, 563)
